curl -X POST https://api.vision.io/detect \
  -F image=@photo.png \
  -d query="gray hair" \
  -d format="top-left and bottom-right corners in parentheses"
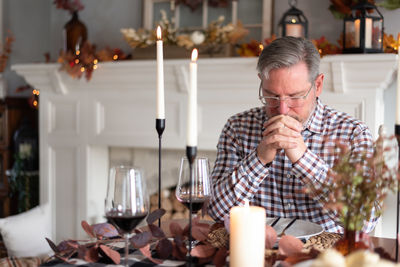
top-left (257, 36), bottom-right (320, 83)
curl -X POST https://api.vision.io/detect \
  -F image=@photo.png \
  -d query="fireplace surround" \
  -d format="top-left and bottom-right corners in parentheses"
top-left (12, 54), bottom-right (397, 241)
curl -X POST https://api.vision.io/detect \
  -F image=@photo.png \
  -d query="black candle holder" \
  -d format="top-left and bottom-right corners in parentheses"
top-left (156, 119), bottom-right (165, 228)
top-left (395, 124), bottom-right (400, 262)
top-left (186, 146), bottom-right (197, 266)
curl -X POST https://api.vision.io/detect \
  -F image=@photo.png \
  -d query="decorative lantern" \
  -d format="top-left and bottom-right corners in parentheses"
top-left (343, 1), bottom-right (383, 53)
top-left (278, 0), bottom-right (308, 38)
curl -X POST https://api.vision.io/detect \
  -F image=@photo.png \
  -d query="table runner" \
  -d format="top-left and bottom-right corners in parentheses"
top-left (0, 232), bottom-right (342, 267)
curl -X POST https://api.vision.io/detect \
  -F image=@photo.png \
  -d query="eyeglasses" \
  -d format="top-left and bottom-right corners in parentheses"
top-left (258, 82), bottom-right (314, 108)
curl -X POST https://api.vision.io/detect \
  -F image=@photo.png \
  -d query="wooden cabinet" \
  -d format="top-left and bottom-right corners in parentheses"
top-left (0, 98), bottom-right (38, 218)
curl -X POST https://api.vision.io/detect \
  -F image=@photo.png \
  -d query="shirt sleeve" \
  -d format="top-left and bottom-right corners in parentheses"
top-left (291, 125), bottom-right (378, 233)
top-left (207, 120), bottom-right (269, 221)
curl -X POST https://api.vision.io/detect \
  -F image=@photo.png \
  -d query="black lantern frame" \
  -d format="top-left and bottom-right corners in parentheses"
top-left (342, 1), bottom-right (384, 53)
top-left (279, 0), bottom-right (308, 38)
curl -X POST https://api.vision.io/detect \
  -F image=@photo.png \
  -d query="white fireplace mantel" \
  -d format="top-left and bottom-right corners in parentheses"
top-left (12, 54), bottom-right (397, 241)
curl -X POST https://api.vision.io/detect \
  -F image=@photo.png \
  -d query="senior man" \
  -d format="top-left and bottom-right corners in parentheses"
top-left (208, 36), bottom-right (378, 233)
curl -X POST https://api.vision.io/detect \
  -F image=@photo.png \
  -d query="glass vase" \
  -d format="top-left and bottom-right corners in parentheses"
top-left (63, 11), bottom-right (87, 53)
top-left (334, 229), bottom-right (371, 256)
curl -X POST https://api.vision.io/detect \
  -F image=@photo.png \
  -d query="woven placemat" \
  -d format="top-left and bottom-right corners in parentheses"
top-left (207, 226), bottom-right (342, 252)
top-left (303, 232), bottom-right (342, 251)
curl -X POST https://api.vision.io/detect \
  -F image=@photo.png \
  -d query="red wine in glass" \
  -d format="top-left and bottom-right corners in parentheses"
top-left (177, 195), bottom-right (209, 214)
top-left (106, 211), bottom-right (148, 233)
top-left (105, 166), bottom-right (149, 267)
top-left (176, 157), bottom-right (213, 250)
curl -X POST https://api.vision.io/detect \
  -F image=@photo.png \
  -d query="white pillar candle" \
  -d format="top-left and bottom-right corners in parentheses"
top-left (286, 24), bottom-right (303, 38)
top-left (156, 26), bottom-right (165, 119)
top-left (187, 49), bottom-right (198, 147)
top-left (396, 34), bottom-right (400, 125)
top-left (354, 19), bottom-right (360, 48)
top-left (365, 18), bottom-right (372, 49)
top-left (230, 201), bottom-right (266, 267)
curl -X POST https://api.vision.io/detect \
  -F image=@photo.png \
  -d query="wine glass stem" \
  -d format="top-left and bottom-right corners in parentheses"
top-left (124, 234), bottom-right (129, 267)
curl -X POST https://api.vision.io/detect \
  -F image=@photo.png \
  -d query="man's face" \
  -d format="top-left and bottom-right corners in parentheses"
top-left (259, 62), bottom-right (323, 125)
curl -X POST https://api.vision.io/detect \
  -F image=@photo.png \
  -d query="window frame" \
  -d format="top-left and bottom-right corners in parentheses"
top-left (143, 0), bottom-right (273, 40)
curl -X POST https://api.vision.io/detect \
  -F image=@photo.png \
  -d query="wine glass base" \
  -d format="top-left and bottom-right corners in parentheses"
top-left (186, 240), bottom-right (199, 252)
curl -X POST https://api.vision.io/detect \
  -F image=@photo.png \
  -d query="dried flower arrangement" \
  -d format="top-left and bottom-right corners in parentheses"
top-left (329, 0), bottom-right (400, 19)
top-left (0, 33), bottom-right (15, 73)
top-left (236, 39), bottom-right (264, 57)
top-left (312, 36), bottom-right (342, 57)
top-left (383, 33), bottom-right (400, 53)
top-left (57, 42), bottom-right (128, 81)
top-left (306, 136), bottom-right (400, 233)
top-left (53, 0), bottom-right (84, 13)
top-left (121, 10), bottom-right (248, 55)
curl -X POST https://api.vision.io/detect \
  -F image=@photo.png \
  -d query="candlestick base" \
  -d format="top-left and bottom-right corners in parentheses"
top-left (186, 146), bottom-right (197, 164)
top-left (156, 119), bottom-right (165, 137)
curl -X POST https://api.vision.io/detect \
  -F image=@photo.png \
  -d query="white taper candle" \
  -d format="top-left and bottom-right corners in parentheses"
top-left (187, 49), bottom-right (198, 147)
top-left (156, 26), bottom-right (165, 119)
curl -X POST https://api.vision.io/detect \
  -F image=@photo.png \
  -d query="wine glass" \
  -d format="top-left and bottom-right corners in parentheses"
top-left (175, 157), bottom-right (213, 248)
top-left (105, 166), bottom-right (149, 267)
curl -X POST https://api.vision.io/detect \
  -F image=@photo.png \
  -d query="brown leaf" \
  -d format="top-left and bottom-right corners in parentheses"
top-left (130, 231), bottom-right (152, 248)
top-left (45, 238), bottom-right (59, 253)
top-left (99, 244), bottom-right (120, 264)
top-left (278, 235), bottom-right (304, 256)
top-left (169, 221), bottom-right (183, 236)
top-left (213, 247), bottom-right (228, 267)
top-left (92, 222), bottom-right (119, 239)
top-left (81, 220), bottom-right (95, 238)
top-left (174, 236), bottom-right (187, 254)
top-left (65, 241), bottom-right (79, 249)
top-left (190, 244), bottom-right (216, 258)
top-left (265, 225), bottom-right (277, 249)
top-left (172, 242), bottom-right (187, 260)
top-left (84, 247), bottom-right (99, 262)
top-left (182, 217), bottom-right (201, 236)
top-left (149, 224), bottom-right (166, 238)
top-left (156, 238), bottom-right (173, 259)
top-left (139, 244), bottom-right (164, 264)
top-left (77, 245), bottom-right (88, 260)
top-left (146, 209), bottom-right (166, 225)
top-left (192, 223), bottom-right (210, 242)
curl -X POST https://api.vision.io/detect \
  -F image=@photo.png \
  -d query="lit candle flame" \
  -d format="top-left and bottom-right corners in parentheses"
top-left (291, 18), bottom-right (296, 23)
top-left (191, 48), bottom-right (198, 62)
top-left (156, 26), bottom-right (162, 41)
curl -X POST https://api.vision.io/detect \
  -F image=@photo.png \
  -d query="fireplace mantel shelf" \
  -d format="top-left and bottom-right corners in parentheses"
top-left (13, 54), bottom-right (397, 94)
top-left (11, 54), bottom-right (398, 241)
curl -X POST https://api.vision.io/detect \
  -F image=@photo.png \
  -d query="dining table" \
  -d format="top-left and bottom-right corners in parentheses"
top-left (34, 219), bottom-right (400, 267)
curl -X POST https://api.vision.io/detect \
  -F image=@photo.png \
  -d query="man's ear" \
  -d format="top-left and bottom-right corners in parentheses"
top-left (315, 73), bottom-right (324, 97)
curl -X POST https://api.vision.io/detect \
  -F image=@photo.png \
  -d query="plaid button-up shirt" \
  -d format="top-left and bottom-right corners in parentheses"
top-left (208, 98), bottom-right (378, 233)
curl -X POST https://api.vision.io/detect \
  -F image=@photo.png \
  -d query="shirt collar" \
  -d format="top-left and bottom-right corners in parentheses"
top-left (303, 98), bottom-right (324, 134)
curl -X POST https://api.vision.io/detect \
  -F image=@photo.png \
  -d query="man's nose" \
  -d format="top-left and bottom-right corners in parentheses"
top-left (278, 99), bottom-right (289, 115)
